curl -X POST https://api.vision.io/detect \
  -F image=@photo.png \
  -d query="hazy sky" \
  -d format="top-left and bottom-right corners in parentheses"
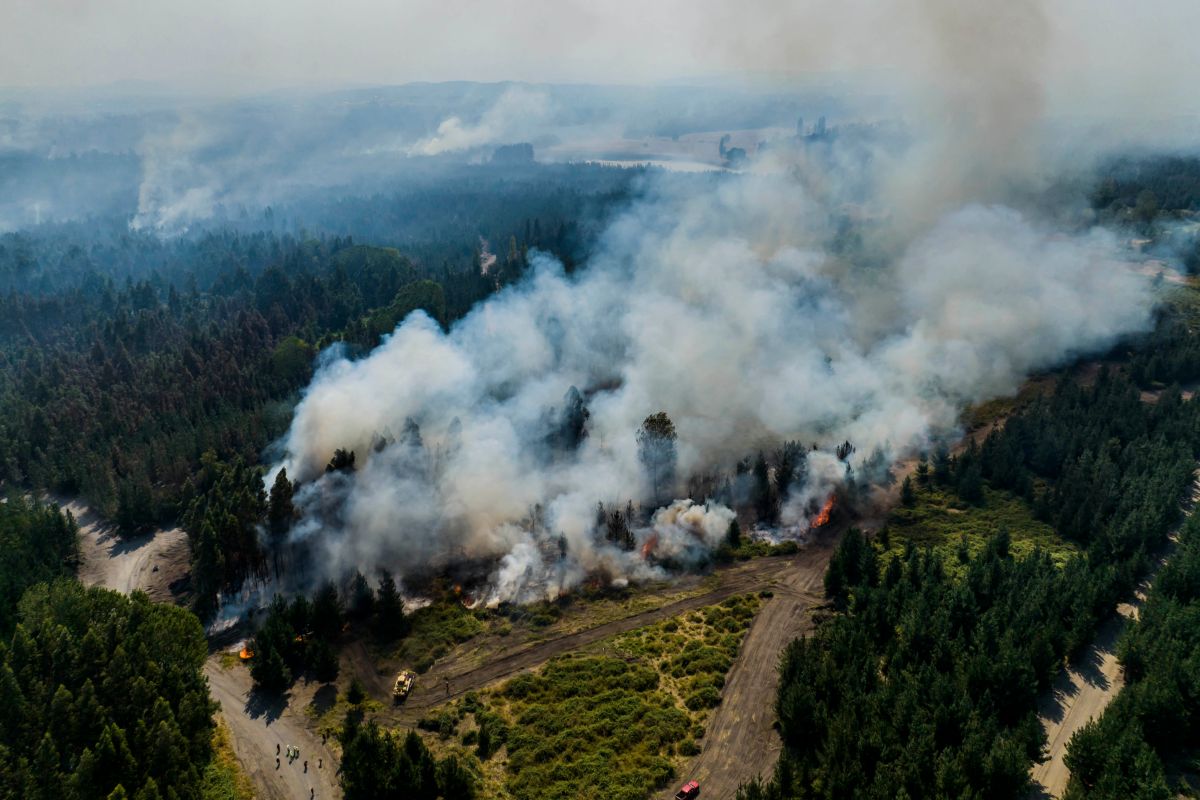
top-left (4, 0), bottom-right (1199, 110)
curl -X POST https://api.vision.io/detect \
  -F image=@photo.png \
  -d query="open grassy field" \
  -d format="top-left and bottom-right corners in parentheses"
top-left (413, 594), bottom-right (764, 800)
top-left (380, 576), bottom-right (723, 676)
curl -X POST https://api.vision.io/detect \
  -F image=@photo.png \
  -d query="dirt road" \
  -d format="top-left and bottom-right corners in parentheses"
top-left (664, 542), bottom-right (833, 799)
top-left (69, 499), bottom-right (189, 600)
top-left (64, 497), bottom-right (335, 799)
top-left (1029, 609), bottom-right (1132, 798)
top-left (1030, 474), bottom-right (1199, 798)
top-left (206, 658), bottom-right (341, 800)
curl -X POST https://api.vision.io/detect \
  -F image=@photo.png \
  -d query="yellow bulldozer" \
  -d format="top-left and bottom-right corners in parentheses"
top-left (393, 670), bottom-right (416, 702)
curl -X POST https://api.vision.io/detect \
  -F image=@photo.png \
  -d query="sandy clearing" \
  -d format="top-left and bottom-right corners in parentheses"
top-left (68, 499), bottom-right (189, 600)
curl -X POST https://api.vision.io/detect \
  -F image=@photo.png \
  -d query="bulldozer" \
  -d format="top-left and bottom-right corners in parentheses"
top-left (393, 670), bottom-right (416, 702)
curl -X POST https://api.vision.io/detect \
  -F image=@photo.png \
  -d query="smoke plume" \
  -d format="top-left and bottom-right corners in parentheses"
top-left (408, 87), bottom-right (552, 156)
top-left (271, 168), bottom-right (1152, 601)
top-left (266, 1), bottom-right (1161, 602)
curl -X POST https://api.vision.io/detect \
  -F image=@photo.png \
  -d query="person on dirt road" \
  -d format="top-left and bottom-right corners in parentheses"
top-left (275, 757), bottom-right (280, 769)
top-left (276, 743), bottom-right (280, 755)
top-left (304, 760), bottom-right (308, 773)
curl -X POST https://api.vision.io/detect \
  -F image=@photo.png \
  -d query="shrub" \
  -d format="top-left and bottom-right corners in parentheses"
top-left (685, 686), bottom-right (721, 710)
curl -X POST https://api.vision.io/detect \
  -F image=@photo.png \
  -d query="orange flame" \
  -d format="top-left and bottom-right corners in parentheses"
top-left (813, 495), bottom-right (835, 528)
top-left (238, 647), bottom-right (254, 660)
top-left (641, 533), bottom-right (659, 559)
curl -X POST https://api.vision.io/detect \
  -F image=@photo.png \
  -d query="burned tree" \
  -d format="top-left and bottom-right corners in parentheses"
top-left (326, 448), bottom-right (357, 473)
top-left (596, 502), bottom-right (636, 550)
top-left (637, 412), bottom-right (677, 508)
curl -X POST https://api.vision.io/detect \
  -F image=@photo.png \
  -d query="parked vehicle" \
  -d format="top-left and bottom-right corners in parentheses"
top-left (675, 780), bottom-right (700, 800)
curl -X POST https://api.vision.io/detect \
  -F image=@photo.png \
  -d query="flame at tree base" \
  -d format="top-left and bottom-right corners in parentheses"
top-left (813, 495), bottom-right (836, 528)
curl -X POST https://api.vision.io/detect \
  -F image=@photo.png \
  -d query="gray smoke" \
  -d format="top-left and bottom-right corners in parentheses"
top-left (266, 0), bottom-right (1164, 602)
top-left (270, 173), bottom-right (1152, 601)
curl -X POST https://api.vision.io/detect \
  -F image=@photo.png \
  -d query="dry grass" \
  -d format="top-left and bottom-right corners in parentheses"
top-left (413, 594), bottom-right (762, 800)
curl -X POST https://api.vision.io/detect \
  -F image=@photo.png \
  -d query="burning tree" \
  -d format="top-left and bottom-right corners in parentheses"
top-left (637, 412), bottom-right (677, 508)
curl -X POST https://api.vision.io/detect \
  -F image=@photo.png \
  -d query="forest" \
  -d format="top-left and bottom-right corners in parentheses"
top-left (3, 140), bottom-right (1200, 800)
top-left (0, 579), bottom-right (216, 800)
top-left (740, 368), bottom-right (1200, 799)
top-left (0, 164), bottom-right (639, 621)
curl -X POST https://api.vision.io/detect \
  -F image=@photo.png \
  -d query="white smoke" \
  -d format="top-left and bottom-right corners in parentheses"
top-left (269, 161), bottom-right (1153, 601)
top-left (263, 0), bottom-right (1167, 603)
top-left (408, 87), bottom-right (552, 156)
top-left (130, 114), bottom-right (226, 234)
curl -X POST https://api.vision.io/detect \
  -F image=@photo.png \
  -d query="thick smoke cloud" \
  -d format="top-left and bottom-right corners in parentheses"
top-left (271, 164), bottom-right (1153, 601)
top-left (261, 0), bottom-right (1169, 603)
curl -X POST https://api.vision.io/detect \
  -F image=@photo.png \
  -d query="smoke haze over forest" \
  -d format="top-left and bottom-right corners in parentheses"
top-left (2, 0), bottom-right (1195, 603)
top-left (251, 1), bottom-right (1168, 601)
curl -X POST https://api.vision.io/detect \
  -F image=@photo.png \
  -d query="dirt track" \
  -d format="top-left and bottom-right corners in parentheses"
top-left (663, 544), bottom-right (832, 799)
top-left (63, 498), bottom-right (337, 798)
top-left (1030, 474), bottom-right (1198, 798)
top-left (1030, 609), bottom-right (1132, 798)
top-left (206, 658), bottom-right (341, 800)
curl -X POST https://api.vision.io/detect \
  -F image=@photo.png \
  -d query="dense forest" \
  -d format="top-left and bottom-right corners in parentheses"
top-left (0, 165), bottom-right (639, 623)
top-left (0, 579), bottom-right (215, 800)
top-left (741, 370), bottom-right (1200, 799)
top-left (340, 717), bottom-right (476, 800)
top-left (0, 495), bottom-right (79, 633)
top-left (1062, 513), bottom-right (1200, 798)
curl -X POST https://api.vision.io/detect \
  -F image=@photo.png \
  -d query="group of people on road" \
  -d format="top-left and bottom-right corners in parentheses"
top-left (275, 741), bottom-right (306, 769)
top-left (274, 740), bottom-right (323, 796)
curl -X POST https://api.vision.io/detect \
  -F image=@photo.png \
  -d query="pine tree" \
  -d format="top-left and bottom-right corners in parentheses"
top-left (267, 468), bottom-right (295, 536)
top-left (375, 570), bottom-right (406, 641)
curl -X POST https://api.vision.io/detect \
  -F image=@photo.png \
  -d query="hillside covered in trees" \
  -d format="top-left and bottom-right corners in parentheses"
top-left (741, 368), bottom-right (1200, 799)
top-left (0, 579), bottom-right (215, 800)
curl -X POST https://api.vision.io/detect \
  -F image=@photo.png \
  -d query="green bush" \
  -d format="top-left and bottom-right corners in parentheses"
top-left (685, 686), bottom-right (721, 710)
